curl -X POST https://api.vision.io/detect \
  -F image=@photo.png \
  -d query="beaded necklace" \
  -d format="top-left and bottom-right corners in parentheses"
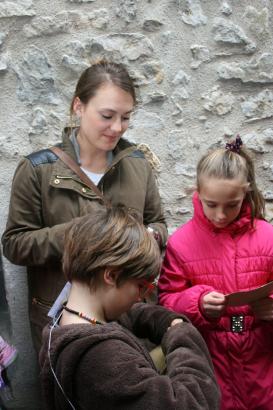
top-left (62, 305), bottom-right (104, 325)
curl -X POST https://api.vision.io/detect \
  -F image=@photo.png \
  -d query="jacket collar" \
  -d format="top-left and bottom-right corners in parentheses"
top-left (52, 128), bottom-right (139, 179)
top-left (62, 127), bottom-right (138, 166)
top-left (192, 192), bottom-right (253, 235)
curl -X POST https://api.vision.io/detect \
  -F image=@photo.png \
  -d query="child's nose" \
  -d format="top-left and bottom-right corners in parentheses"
top-left (217, 209), bottom-right (226, 220)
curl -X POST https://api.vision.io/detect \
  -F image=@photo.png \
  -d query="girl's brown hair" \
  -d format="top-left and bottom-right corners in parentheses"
top-left (62, 207), bottom-right (161, 288)
top-left (197, 142), bottom-right (265, 223)
top-left (70, 59), bottom-right (136, 118)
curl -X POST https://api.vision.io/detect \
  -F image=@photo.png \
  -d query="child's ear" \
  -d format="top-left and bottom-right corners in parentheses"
top-left (104, 269), bottom-right (119, 286)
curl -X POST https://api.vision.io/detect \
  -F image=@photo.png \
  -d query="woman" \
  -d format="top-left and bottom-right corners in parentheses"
top-left (39, 206), bottom-right (220, 410)
top-left (1, 60), bottom-right (167, 350)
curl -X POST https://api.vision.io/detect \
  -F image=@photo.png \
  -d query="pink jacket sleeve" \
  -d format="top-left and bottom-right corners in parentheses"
top-left (158, 239), bottom-right (217, 330)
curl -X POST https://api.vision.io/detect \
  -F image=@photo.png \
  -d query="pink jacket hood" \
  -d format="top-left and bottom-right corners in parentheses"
top-left (192, 191), bottom-right (252, 236)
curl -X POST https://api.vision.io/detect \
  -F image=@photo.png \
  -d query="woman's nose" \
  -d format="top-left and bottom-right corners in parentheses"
top-left (111, 118), bottom-right (122, 132)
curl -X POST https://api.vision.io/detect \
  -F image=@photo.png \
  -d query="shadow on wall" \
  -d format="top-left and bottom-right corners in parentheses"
top-left (0, 250), bottom-right (43, 410)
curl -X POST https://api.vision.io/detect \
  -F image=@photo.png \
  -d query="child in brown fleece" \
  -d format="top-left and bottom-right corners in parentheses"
top-left (39, 206), bottom-right (220, 410)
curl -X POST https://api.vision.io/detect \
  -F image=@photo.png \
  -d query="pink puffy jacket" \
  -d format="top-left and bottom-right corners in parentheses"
top-left (159, 193), bottom-right (273, 410)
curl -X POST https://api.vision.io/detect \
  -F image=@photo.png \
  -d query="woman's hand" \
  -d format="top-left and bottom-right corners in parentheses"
top-left (250, 297), bottom-right (273, 321)
top-left (201, 291), bottom-right (226, 319)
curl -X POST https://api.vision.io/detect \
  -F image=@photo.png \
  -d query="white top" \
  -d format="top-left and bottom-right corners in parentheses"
top-left (81, 167), bottom-right (104, 185)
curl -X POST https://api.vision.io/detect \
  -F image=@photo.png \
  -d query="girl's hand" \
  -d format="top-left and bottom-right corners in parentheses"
top-left (250, 297), bottom-right (273, 321)
top-left (202, 291), bottom-right (226, 319)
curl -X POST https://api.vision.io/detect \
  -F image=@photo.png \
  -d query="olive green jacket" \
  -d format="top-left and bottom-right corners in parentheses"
top-left (2, 130), bottom-right (167, 338)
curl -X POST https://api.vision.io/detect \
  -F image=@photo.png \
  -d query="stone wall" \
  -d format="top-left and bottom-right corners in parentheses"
top-left (0, 0), bottom-right (273, 408)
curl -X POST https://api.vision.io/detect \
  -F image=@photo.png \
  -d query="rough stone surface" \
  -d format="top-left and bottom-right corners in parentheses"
top-left (241, 90), bottom-right (273, 122)
top-left (221, 2), bottom-right (232, 16)
top-left (23, 14), bottom-right (69, 37)
top-left (178, 0), bottom-right (207, 26)
top-left (244, 6), bottom-right (269, 39)
top-left (212, 17), bottom-right (256, 54)
top-left (116, 0), bottom-right (137, 23)
top-left (0, 32), bottom-right (6, 47)
top-left (142, 91), bottom-right (167, 105)
top-left (202, 85), bottom-right (235, 116)
top-left (23, 9), bottom-right (110, 37)
top-left (0, 0), bottom-right (35, 18)
top-left (243, 132), bottom-right (270, 153)
top-left (14, 46), bottom-right (59, 105)
top-left (87, 33), bottom-right (154, 61)
top-left (171, 70), bottom-right (191, 111)
top-left (0, 54), bottom-right (8, 71)
top-left (218, 53), bottom-right (273, 83)
top-left (191, 45), bottom-right (211, 69)
top-left (2, 2), bottom-right (273, 409)
top-left (143, 19), bottom-right (163, 32)
top-left (67, 0), bottom-right (96, 2)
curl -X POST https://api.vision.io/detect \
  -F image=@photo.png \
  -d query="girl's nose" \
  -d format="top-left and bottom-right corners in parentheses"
top-left (216, 209), bottom-right (226, 220)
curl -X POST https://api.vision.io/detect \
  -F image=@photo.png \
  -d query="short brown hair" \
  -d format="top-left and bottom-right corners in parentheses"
top-left (70, 59), bottom-right (136, 118)
top-left (62, 207), bottom-right (161, 288)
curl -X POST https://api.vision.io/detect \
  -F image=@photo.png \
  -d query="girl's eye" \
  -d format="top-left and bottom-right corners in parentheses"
top-left (206, 203), bottom-right (216, 208)
top-left (122, 117), bottom-right (130, 121)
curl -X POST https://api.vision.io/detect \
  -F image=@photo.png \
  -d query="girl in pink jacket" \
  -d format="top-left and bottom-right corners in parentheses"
top-left (159, 136), bottom-right (273, 410)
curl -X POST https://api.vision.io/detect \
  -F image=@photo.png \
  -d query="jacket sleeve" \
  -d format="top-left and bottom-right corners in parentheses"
top-left (158, 239), bottom-right (217, 330)
top-left (143, 164), bottom-right (168, 248)
top-left (76, 323), bottom-right (220, 410)
top-left (118, 302), bottom-right (188, 344)
top-left (1, 159), bottom-right (79, 266)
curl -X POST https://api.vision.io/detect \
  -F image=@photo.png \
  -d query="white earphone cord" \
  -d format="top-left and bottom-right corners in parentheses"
top-left (47, 312), bottom-right (76, 410)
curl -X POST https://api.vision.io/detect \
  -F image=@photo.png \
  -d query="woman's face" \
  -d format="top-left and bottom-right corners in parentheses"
top-left (199, 177), bottom-right (247, 228)
top-left (75, 82), bottom-right (134, 152)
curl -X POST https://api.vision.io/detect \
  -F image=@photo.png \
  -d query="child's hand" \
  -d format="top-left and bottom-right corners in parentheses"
top-left (202, 291), bottom-right (226, 319)
top-left (250, 297), bottom-right (273, 321)
top-left (170, 318), bottom-right (183, 327)
top-left (167, 318), bottom-right (183, 331)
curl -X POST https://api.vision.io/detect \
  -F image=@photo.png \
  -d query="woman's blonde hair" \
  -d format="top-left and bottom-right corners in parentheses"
top-left (197, 141), bottom-right (265, 223)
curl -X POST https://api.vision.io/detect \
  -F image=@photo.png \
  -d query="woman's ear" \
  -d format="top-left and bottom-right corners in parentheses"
top-left (103, 269), bottom-right (119, 286)
top-left (73, 96), bottom-right (83, 118)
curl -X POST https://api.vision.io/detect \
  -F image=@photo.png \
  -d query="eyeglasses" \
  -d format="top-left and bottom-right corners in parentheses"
top-left (138, 279), bottom-right (156, 299)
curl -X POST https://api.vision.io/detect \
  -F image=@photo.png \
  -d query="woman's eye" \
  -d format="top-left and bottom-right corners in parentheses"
top-left (101, 114), bottom-right (112, 120)
top-left (122, 117), bottom-right (130, 121)
top-left (206, 203), bottom-right (216, 208)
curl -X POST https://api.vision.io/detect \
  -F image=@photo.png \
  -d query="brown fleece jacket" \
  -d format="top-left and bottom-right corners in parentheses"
top-left (39, 303), bottom-right (220, 410)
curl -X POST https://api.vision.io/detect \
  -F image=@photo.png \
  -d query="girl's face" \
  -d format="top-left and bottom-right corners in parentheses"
top-left (74, 82), bottom-right (134, 152)
top-left (199, 177), bottom-right (247, 228)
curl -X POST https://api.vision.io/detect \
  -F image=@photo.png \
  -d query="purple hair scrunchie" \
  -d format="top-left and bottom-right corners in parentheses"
top-left (225, 135), bottom-right (243, 153)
